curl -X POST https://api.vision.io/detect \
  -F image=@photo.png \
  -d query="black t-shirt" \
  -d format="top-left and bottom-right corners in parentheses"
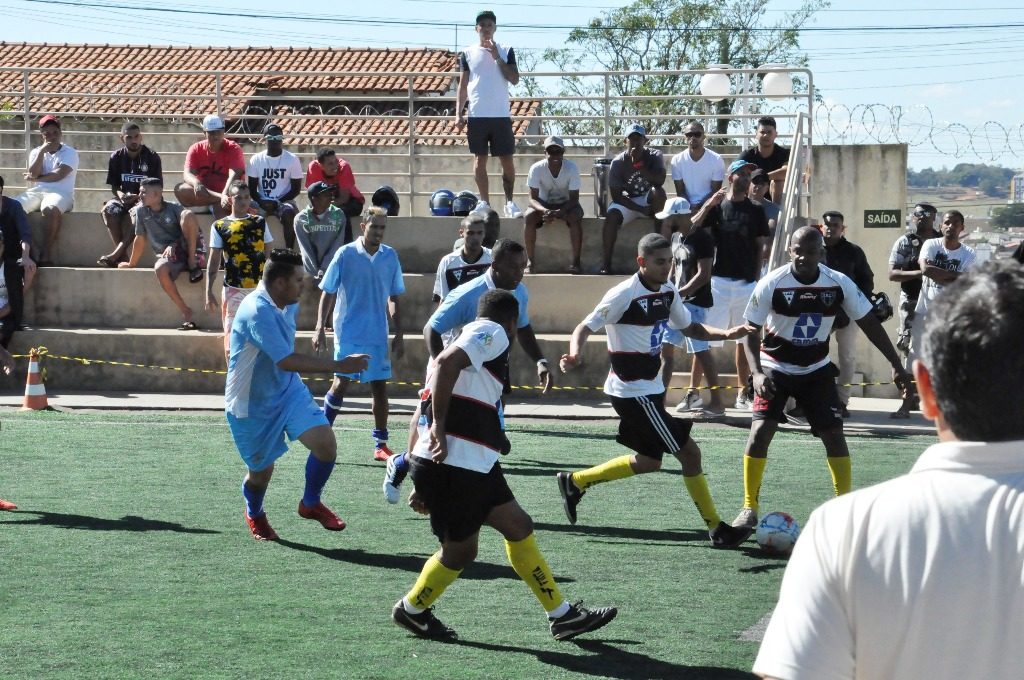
top-left (671, 228), bottom-right (715, 308)
top-left (1012, 241), bottom-right (1024, 264)
top-left (106, 145), bottom-right (163, 194)
top-left (739, 143), bottom-right (790, 175)
top-left (705, 198), bottom-right (770, 282)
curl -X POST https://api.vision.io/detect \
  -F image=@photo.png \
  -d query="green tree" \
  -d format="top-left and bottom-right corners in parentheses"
top-left (991, 203), bottom-right (1024, 230)
top-left (536, 0), bottom-right (826, 143)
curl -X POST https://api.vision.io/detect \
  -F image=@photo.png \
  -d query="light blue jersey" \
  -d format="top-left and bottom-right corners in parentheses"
top-left (226, 284), bottom-right (305, 418)
top-left (429, 269), bottom-right (529, 339)
top-left (319, 238), bottom-right (405, 346)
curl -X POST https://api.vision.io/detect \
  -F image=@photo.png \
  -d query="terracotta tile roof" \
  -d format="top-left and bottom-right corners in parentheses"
top-left (0, 42), bottom-right (539, 145)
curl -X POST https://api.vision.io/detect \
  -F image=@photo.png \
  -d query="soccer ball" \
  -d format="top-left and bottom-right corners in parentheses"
top-left (755, 511), bottom-right (800, 556)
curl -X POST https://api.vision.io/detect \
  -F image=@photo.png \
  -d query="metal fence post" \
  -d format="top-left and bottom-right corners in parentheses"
top-left (22, 70), bottom-right (31, 160)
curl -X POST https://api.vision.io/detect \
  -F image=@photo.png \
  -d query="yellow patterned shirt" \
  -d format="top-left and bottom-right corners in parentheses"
top-left (210, 214), bottom-right (273, 289)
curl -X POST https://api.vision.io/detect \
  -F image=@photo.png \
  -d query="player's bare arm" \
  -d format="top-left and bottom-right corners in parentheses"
top-left (560, 321), bottom-right (593, 373)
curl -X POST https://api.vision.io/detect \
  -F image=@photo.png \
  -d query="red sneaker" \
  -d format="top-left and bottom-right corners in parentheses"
top-left (245, 511), bottom-right (278, 541)
top-left (298, 501), bottom-right (346, 531)
top-left (374, 443), bottom-right (395, 462)
top-left (0, 498), bottom-right (17, 511)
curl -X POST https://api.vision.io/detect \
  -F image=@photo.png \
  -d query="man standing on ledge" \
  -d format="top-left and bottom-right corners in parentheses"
top-left (454, 10), bottom-right (523, 219)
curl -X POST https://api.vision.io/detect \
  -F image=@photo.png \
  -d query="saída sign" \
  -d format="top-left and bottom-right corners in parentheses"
top-left (864, 209), bottom-right (901, 228)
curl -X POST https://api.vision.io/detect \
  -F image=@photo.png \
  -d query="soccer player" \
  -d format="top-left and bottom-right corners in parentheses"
top-left (391, 288), bottom-right (617, 641)
top-left (205, 182), bottom-right (274, 365)
top-left (0, 343), bottom-right (17, 510)
top-left (227, 249), bottom-right (369, 541)
top-left (433, 214), bottom-right (493, 309)
top-left (557, 233), bottom-right (755, 549)
top-left (313, 207), bottom-right (405, 461)
top-left (731, 227), bottom-right (911, 531)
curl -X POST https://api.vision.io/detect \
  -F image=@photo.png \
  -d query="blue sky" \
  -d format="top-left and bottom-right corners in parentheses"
top-left (1, 0), bottom-right (1021, 170)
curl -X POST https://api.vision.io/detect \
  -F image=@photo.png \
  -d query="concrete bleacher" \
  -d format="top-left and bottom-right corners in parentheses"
top-left (14, 211), bottom-right (747, 401)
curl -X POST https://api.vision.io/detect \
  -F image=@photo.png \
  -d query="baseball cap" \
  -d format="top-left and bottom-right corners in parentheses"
top-left (307, 181), bottom-right (334, 199)
top-left (263, 123), bottom-right (284, 137)
top-left (543, 135), bottom-right (565, 151)
top-left (624, 123), bottom-right (646, 139)
top-left (750, 172), bottom-right (770, 184)
top-left (38, 115), bottom-right (60, 129)
top-left (202, 114), bottom-right (226, 132)
top-left (475, 10), bottom-right (496, 24)
top-left (727, 159), bottom-right (759, 176)
top-left (655, 197), bottom-right (691, 220)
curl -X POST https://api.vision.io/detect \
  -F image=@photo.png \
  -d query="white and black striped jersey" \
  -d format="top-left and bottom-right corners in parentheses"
top-left (411, 319), bottom-right (510, 474)
top-left (745, 264), bottom-right (872, 375)
top-left (583, 273), bottom-right (691, 398)
top-left (433, 248), bottom-right (493, 301)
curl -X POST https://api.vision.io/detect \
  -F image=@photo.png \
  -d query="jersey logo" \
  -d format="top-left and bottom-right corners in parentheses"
top-left (782, 291), bottom-right (795, 305)
top-left (793, 313), bottom-right (823, 344)
top-left (474, 331), bottom-right (493, 347)
top-left (821, 290), bottom-right (836, 307)
top-left (453, 270), bottom-right (463, 282)
top-left (638, 298), bottom-right (649, 313)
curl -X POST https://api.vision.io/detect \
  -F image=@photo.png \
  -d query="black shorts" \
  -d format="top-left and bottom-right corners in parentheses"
top-left (408, 456), bottom-right (515, 543)
top-left (523, 203), bottom-right (585, 226)
top-left (610, 393), bottom-right (694, 461)
top-left (467, 117), bottom-right (515, 157)
top-left (752, 363), bottom-right (843, 432)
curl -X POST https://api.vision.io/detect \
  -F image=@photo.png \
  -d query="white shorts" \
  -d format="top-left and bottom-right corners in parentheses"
top-left (221, 285), bottom-right (257, 349)
top-left (608, 195), bottom-right (650, 226)
top-left (15, 189), bottom-right (73, 214)
top-left (706, 276), bottom-right (756, 346)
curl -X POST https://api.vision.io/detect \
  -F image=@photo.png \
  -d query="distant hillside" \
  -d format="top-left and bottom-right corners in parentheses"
top-left (907, 163), bottom-right (1017, 198)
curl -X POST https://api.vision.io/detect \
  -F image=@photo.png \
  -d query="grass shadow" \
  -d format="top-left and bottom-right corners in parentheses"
top-left (454, 638), bottom-right (756, 679)
top-left (534, 521), bottom-right (707, 543)
top-left (0, 511), bottom-right (220, 534)
top-left (275, 539), bottom-right (574, 584)
top-left (509, 427), bottom-right (618, 442)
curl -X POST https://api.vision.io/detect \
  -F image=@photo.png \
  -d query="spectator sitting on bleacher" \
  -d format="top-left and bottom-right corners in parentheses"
top-left (99, 122), bottom-right (163, 267)
top-left (305, 148), bottom-right (365, 219)
top-left (523, 135), bottom-right (583, 275)
top-left (601, 124), bottom-right (666, 275)
top-left (294, 181), bottom-right (349, 282)
top-left (14, 115), bottom-right (77, 269)
top-left (120, 177), bottom-right (204, 331)
top-left (1, 175), bottom-right (34, 344)
top-left (669, 120), bottom-right (723, 218)
top-left (738, 116), bottom-right (790, 204)
top-left (247, 123), bottom-right (302, 249)
top-left (174, 114), bottom-right (245, 220)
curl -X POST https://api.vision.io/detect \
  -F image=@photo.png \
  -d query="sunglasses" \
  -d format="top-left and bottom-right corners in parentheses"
top-left (912, 210), bottom-right (933, 218)
top-left (684, 131), bottom-right (703, 138)
top-left (265, 134), bottom-right (284, 141)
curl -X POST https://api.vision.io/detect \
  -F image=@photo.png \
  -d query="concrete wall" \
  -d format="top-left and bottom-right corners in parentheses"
top-left (811, 144), bottom-right (908, 397)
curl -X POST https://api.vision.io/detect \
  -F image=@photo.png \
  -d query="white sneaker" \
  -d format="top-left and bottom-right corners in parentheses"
top-left (469, 200), bottom-right (491, 216)
top-left (674, 390), bottom-right (704, 413)
top-left (504, 200), bottom-right (523, 218)
top-left (734, 391), bottom-right (751, 410)
top-left (732, 507), bottom-right (758, 529)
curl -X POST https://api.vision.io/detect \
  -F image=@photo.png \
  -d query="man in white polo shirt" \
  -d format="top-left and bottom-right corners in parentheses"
top-left (668, 120), bottom-right (723, 224)
top-left (15, 115), bottom-right (78, 268)
top-left (454, 10), bottom-right (523, 219)
top-left (754, 260), bottom-right (1024, 680)
top-left (523, 135), bottom-right (583, 274)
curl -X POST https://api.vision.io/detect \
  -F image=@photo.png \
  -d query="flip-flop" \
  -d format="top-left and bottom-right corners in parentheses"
top-left (567, 264), bottom-right (581, 275)
top-left (177, 321), bottom-right (198, 331)
top-left (188, 266), bottom-right (204, 284)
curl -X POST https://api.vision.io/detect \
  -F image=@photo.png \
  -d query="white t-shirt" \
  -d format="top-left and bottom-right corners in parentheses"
top-left (526, 159), bottom-right (581, 204)
top-left (915, 238), bottom-right (977, 315)
top-left (460, 43), bottom-right (515, 118)
top-left (670, 148), bottom-right (724, 205)
top-left (754, 438), bottom-right (1024, 680)
top-left (412, 319), bottom-right (510, 473)
top-left (246, 150), bottom-right (304, 201)
top-left (27, 144), bottom-right (78, 199)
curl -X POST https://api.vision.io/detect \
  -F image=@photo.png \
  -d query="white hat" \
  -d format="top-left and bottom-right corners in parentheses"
top-left (655, 196), bottom-right (691, 219)
top-left (202, 114), bottom-right (226, 132)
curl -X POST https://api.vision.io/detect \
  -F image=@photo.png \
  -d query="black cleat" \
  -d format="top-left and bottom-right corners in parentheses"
top-left (710, 521), bottom-right (754, 549)
top-left (557, 472), bottom-right (584, 525)
top-left (391, 600), bottom-right (458, 641)
top-left (550, 601), bottom-right (618, 641)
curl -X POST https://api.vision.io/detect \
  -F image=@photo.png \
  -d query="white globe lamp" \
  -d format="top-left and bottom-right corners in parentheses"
top-left (699, 65), bottom-right (731, 103)
top-left (761, 65), bottom-right (793, 100)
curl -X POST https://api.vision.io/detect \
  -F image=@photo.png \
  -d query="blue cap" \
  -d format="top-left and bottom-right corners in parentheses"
top-left (727, 159), bottom-right (760, 176)
top-left (624, 123), bottom-right (646, 139)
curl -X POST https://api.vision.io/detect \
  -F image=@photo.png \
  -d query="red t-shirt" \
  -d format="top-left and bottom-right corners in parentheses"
top-left (184, 139), bottom-right (246, 193)
top-left (305, 159), bottom-right (363, 202)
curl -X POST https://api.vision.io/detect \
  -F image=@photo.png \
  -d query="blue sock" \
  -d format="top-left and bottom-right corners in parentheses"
top-left (242, 480), bottom-right (266, 518)
top-left (372, 428), bottom-right (389, 446)
top-left (323, 392), bottom-right (343, 425)
top-left (303, 454), bottom-right (336, 508)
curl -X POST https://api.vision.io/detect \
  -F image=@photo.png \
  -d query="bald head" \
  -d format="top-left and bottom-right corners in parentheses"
top-left (788, 225), bottom-right (825, 279)
top-left (792, 226), bottom-right (824, 248)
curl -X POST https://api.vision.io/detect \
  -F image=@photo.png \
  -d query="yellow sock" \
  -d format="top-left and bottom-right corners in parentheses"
top-left (743, 455), bottom-right (768, 511)
top-left (403, 552), bottom-right (462, 612)
top-left (827, 456), bottom-right (852, 496)
top-left (571, 455), bottom-right (635, 491)
top-left (683, 473), bottom-right (722, 529)
top-left (505, 533), bottom-right (564, 613)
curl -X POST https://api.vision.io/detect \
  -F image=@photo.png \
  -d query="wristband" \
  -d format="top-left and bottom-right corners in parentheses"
top-left (536, 359), bottom-right (549, 369)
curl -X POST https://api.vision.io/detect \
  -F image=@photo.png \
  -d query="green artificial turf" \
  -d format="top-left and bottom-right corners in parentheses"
top-left (0, 411), bottom-right (933, 679)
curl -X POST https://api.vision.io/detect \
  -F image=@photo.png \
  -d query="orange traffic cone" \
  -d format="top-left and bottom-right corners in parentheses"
top-left (21, 348), bottom-right (50, 411)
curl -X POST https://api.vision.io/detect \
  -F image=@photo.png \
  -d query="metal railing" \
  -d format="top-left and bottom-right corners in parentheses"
top-left (769, 111), bottom-right (812, 270)
top-left (0, 65), bottom-right (813, 216)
